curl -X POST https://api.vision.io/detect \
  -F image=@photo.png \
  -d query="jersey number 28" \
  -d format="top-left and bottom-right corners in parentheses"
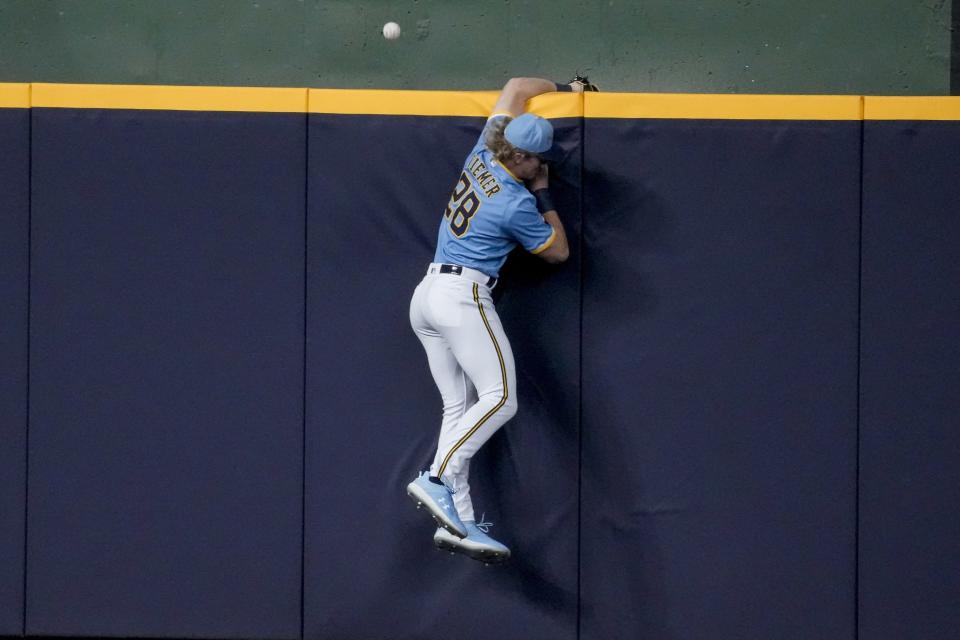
top-left (444, 171), bottom-right (481, 238)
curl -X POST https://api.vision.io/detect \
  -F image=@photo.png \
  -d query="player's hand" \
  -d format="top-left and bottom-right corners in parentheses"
top-left (528, 164), bottom-right (549, 191)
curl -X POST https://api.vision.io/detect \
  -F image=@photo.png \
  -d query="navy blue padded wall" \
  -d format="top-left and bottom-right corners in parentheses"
top-left (304, 114), bottom-right (580, 640)
top-left (580, 118), bottom-right (861, 639)
top-left (859, 120), bottom-right (960, 639)
top-left (27, 108), bottom-right (305, 638)
top-left (0, 106), bottom-right (29, 636)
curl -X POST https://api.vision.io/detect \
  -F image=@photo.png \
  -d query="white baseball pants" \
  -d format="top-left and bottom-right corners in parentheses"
top-left (409, 263), bottom-right (518, 522)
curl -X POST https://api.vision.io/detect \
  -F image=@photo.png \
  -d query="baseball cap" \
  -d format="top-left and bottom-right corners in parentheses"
top-left (504, 113), bottom-right (554, 155)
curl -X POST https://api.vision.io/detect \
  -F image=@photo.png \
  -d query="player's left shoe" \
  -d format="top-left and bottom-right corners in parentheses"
top-left (433, 517), bottom-right (510, 564)
top-left (407, 472), bottom-right (468, 538)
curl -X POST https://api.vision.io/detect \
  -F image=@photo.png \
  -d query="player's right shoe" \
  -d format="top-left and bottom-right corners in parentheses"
top-left (406, 472), bottom-right (467, 538)
top-left (433, 519), bottom-right (511, 564)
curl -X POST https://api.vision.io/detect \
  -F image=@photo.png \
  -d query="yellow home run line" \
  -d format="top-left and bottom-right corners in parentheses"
top-left (585, 92), bottom-right (864, 120)
top-left (307, 89), bottom-right (581, 119)
top-left (2, 83), bottom-right (959, 120)
top-left (0, 83), bottom-right (30, 108)
top-left (863, 97), bottom-right (960, 121)
top-left (30, 83), bottom-right (308, 113)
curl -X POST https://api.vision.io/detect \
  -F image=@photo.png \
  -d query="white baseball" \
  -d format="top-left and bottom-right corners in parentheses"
top-left (382, 21), bottom-right (401, 40)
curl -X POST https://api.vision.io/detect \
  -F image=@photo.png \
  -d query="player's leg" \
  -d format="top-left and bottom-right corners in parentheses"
top-left (414, 330), bottom-right (471, 443)
top-left (411, 277), bottom-right (480, 460)
top-left (408, 277), bottom-right (472, 537)
top-left (447, 458), bottom-right (473, 520)
top-left (433, 282), bottom-right (518, 518)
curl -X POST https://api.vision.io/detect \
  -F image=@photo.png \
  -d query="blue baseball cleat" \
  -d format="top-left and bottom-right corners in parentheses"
top-left (433, 517), bottom-right (510, 564)
top-left (407, 472), bottom-right (467, 538)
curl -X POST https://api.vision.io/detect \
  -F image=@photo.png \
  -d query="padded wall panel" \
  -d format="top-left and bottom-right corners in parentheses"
top-left (859, 120), bottom-right (960, 639)
top-left (580, 118), bottom-right (861, 639)
top-left (0, 106), bottom-right (29, 636)
top-left (27, 108), bottom-right (305, 638)
top-left (304, 115), bottom-right (581, 639)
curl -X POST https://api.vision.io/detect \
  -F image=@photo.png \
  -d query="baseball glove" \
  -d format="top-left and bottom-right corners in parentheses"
top-left (569, 74), bottom-right (600, 92)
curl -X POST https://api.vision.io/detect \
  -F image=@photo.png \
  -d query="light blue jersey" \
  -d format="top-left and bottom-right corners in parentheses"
top-left (433, 114), bottom-right (556, 278)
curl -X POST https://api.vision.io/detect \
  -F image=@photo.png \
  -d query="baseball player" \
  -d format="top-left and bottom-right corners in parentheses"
top-left (407, 76), bottom-right (593, 563)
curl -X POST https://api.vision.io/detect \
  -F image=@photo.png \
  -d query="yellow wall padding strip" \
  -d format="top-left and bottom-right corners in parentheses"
top-left (30, 83), bottom-right (307, 113)
top-left (12, 84), bottom-right (960, 121)
top-left (863, 97), bottom-right (960, 120)
top-left (585, 92), bottom-right (863, 120)
top-left (308, 89), bottom-right (582, 119)
top-left (0, 83), bottom-right (31, 108)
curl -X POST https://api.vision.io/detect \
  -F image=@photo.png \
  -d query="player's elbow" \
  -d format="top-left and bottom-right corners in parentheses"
top-left (550, 247), bottom-right (571, 264)
top-left (504, 77), bottom-right (531, 93)
top-left (539, 243), bottom-right (570, 264)
top-left (503, 77), bottom-right (544, 103)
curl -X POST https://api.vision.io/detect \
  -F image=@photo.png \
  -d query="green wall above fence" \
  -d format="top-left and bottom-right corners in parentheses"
top-left (0, 0), bottom-right (953, 94)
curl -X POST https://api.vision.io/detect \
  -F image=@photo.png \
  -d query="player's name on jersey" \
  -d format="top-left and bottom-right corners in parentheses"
top-left (467, 155), bottom-right (502, 198)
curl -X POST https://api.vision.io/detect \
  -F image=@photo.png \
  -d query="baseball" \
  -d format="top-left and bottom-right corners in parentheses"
top-left (382, 21), bottom-right (401, 40)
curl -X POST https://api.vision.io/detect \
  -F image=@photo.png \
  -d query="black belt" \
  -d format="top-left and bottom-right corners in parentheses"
top-left (439, 264), bottom-right (498, 288)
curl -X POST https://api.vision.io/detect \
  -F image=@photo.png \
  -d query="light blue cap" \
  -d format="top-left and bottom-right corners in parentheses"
top-left (504, 113), bottom-right (554, 154)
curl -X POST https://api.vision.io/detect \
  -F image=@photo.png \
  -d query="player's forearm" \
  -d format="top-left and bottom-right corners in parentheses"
top-left (496, 77), bottom-right (563, 115)
top-left (504, 77), bottom-right (560, 102)
top-left (540, 210), bottom-right (570, 263)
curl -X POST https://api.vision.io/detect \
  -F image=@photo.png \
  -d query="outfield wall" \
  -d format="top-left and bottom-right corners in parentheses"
top-left (1, 84), bottom-right (958, 640)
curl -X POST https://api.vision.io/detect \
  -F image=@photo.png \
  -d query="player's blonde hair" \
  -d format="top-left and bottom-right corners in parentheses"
top-left (485, 116), bottom-right (523, 164)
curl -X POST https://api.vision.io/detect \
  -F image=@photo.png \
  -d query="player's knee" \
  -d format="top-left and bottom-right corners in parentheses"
top-left (500, 395), bottom-right (518, 421)
top-left (478, 385), bottom-right (517, 420)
